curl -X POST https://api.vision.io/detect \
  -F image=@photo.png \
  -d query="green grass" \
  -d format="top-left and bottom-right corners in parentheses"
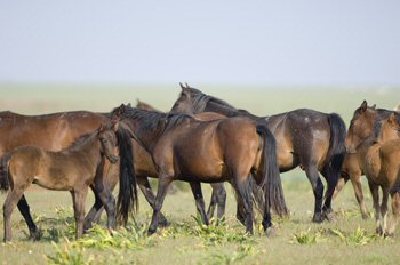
top-left (0, 84), bottom-right (399, 264)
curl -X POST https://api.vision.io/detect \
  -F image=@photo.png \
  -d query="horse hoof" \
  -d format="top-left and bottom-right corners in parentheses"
top-left (312, 214), bottom-right (323, 223)
top-left (384, 232), bottom-right (394, 239)
top-left (376, 226), bottom-right (384, 236)
top-left (265, 227), bottom-right (276, 238)
top-left (159, 215), bottom-right (170, 227)
top-left (30, 229), bottom-right (42, 241)
top-left (361, 213), bottom-right (369, 220)
top-left (323, 209), bottom-right (336, 222)
top-left (147, 227), bottom-right (157, 236)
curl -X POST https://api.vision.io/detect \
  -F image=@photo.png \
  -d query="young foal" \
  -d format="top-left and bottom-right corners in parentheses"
top-left (363, 113), bottom-right (400, 236)
top-left (0, 124), bottom-right (119, 241)
top-left (335, 101), bottom-right (399, 219)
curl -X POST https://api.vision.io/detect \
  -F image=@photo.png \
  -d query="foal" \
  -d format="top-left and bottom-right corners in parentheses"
top-left (0, 124), bottom-right (119, 241)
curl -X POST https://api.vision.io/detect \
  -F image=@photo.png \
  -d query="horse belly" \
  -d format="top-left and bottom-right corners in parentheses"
top-left (176, 152), bottom-right (225, 182)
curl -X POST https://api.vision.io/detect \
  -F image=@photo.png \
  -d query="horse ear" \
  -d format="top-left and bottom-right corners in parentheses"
top-left (360, 100), bottom-right (368, 112)
top-left (371, 104), bottom-right (376, 110)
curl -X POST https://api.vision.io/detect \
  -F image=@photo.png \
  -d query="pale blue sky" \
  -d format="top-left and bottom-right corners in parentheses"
top-left (0, 1), bottom-right (399, 86)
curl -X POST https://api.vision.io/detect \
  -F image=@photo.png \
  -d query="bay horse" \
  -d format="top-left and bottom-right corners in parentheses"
top-left (171, 83), bottom-right (346, 223)
top-left (112, 104), bottom-right (287, 235)
top-left (334, 101), bottom-right (399, 219)
top-left (0, 123), bottom-right (119, 241)
top-left (134, 99), bottom-right (227, 219)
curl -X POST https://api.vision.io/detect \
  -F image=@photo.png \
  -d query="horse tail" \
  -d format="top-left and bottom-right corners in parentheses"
top-left (323, 113), bottom-right (346, 186)
top-left (116, 126), bottom-right (138, 226)
top-left (257, 125), bottom-right (289, 216)
top-left (0, 153), bottom-right (12, 192)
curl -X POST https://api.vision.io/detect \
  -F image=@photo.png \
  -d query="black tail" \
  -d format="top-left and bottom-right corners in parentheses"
top-left (116, 126), bottom-right (138, 226)
top-left (0, 153), bottom-right (12, 191)
top-left (322, 113), bottom-right (346, 204)
top-left (257, 125), bottom-right (289, 216)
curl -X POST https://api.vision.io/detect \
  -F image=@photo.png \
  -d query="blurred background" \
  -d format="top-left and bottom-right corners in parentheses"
top-left (0, 0), bottom-right (398, 120)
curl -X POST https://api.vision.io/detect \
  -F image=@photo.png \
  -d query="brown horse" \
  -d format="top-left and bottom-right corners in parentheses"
top-left (0, 111), bottom-right (110, 239)
top-left (334, 101), bottom-right (399, 218)
top-left (171, 83), bottom-right (346, 223)
top-left (113, 104), bottom-right (287, 235)
top-left (0, 123), bottom-right (119, 241)
top-left (362, 113), bottom-right (400, 235)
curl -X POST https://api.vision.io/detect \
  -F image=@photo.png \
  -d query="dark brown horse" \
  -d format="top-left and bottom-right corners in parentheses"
top-left (171, 83), bottom-right (346, 223)
top-left (113, 104), bottom-right (287, 235)
top-left (334, 101), bottom-right (399, 219)
top-left (0, 123), bottom-right (119, 241)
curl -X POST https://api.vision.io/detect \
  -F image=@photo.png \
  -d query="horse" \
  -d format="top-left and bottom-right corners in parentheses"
top-left (134, 100), bottom-right (227, 219)
top-left (171, 83), bottom-right (346, 223)
top-left (362, 113), bottom-right (400, 235)
top-left (0, 110), bottom-right (110, 239)
top-left (112, 104), bottom-right (287, 235)
top-left (0, 123), bottom-right (120, 241)
top-left (334, 101), bottom-right (399, 218)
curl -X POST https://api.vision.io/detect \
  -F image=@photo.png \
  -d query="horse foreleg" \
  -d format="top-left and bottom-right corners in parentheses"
top-left (71, 188), bottom-right (88, 239)
top-left (386, 192), bottom-right (400, 236)
top-left (381, 186), bottom-right (390, 235)
top-left (350, 174), bottom-right (369, 219)
top-left (137, 177), bottom-right (169, 227)
top-left (368, 181), bottom-right (382, 235)
top-left (97, 188), bottom-right (116, 231)
top-left (17, 194), bottom-right (41, 240)
top-left (190, 182), bottom-right (209, 225)
top-left (305, 166), bottom-right (324, 223)
top-left (208, 183), bottom-right (226, 220)
top-left (333, 177), bottom-right (348, 199)
top-left (83, 185), bottom-right (104, 232)
top-left (148, 175), bottom-right (172, 235)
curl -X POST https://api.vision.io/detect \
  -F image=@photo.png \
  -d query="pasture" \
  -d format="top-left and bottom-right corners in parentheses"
top-left (0, 84), bottom-right (399, 264)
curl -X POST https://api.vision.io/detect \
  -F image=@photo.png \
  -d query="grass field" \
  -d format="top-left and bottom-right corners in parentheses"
top-left (0, 84), bottom-right (399, 265)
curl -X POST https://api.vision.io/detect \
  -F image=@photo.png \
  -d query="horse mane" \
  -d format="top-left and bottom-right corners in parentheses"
top-left (64, 132), bottom-right (97, 152)
top-left (180, 86), bottom-right (258, 119)
top-left (115, 105), bottom-right (192, 133)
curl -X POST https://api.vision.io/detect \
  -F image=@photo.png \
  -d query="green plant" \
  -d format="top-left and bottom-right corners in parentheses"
top-left (290, 227), bottom-right (324, 244)
top-left (330, 226), bottom-right (377, 246)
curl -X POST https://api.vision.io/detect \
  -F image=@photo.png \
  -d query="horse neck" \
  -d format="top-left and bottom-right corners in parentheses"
top-left (125, 119), bottom-right (162, 153)
top-left (67, 135), bottom-right (103, 167)
top-left (204, 101), bottom-right (239, 117)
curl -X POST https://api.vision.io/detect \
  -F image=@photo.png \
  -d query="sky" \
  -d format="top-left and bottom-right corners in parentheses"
top-left (0, 1), bottom-right (399, 86)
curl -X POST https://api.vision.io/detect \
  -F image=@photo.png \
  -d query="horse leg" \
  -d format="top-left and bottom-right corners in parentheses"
top-left (137, 177), bottom-right (169, 227)
top-left (208, 183), bottom-right (226, 220)
top-left (71, 187), bottom-right (88, 239)
top-left (148, 176), bottom-right (172, 235)
top-left (189, 182), bottom-right (209, 225)
top-left (236, 198), bottom-right (246, 226)
top-left (381, 186), bottom-right (390, 235)
top-left (17, 194), bottom-right (41, 240)
top-left (96, 188), bottom-right (116, 231)
top-left (368, 182), bottom-right (382, 235)
top-left (322, 169), bottom-right (339, 221)
top-left (386, 192), bottom-right (400, 236)
top-left (350, 174), bottom-right (369, 219)
top-left (235, 177), bottom-right (254, 234)
top-left (305, 165), bottom-right (324, 223)
top-left (3, 189), bottom-right (24, 242)
top-left (333, 177), bottom-right (348, 199)
top-left (83, 185), bottom-right (104, 232)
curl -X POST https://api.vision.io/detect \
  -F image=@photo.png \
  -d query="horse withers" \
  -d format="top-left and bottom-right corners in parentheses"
top-left (0, 123), bottom-right (119, 241)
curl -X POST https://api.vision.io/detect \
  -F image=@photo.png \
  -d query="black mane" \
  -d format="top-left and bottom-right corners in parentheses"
top-left (65, 132), bottom-right (97, 152)
top-left (115, 105), bottom-right (193, 133)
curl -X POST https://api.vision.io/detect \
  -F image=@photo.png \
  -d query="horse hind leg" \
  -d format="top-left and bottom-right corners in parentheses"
top-left (381, 186), bottom-right (390, 235)
top-left (3, 189), bottom-right (25, 242)
top-left (368, 182), bottom-right (382, 235)
top-left (190, 182), bottom-right (209, 225)
top-left (235, 175), bottom-right (254, 234)
top-left (17, 194), bottom-right (41, 240)
top-left (305, 164), bottom-right (324, 223)
top-left (207, 183), bottom-right (226, 220)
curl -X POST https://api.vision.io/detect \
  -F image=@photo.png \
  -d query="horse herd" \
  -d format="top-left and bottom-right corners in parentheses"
top-left (0, 83), bottom-right (399, 242)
